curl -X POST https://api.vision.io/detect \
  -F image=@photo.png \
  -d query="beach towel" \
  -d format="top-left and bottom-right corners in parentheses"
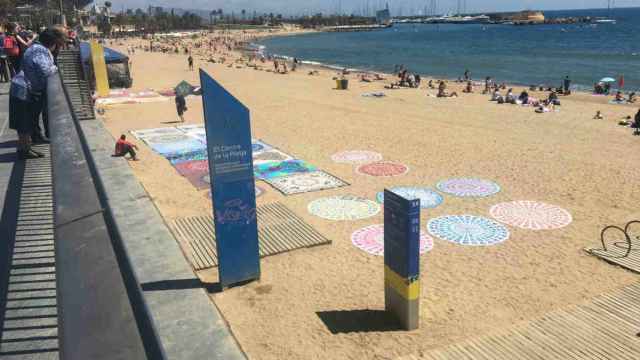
top-left (254, 160), bottom-right (317, 180)
top-left (609, 99), bottom-right (628, 105)
top-left (362, 92), bottom-right (386, 98)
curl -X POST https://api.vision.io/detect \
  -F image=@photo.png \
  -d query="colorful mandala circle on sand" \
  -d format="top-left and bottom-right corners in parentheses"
top-left (489, 201), bottom-right (572, 230)
top-left (356, 161), bottom-right (409, 177)
top-left (144, 134), bottom-right (193, 144)
top-left (376, 187), bottom-right (443, 209)
top-left (351, 224), bottom-right (434, 256)
top-left (436, 178), bottom-right (501, 198)
top-left (308, 195), bottom-right (380, 221)
top-left (331, 150), bottom-right (383, 164)
top-left (177, 160), bottom-right (209, 172)
top-left (427, 215), bottom-right (510, 246)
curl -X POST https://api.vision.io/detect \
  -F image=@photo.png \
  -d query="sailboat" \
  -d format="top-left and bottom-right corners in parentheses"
top-left (595, 0), bottom-right (617, 24)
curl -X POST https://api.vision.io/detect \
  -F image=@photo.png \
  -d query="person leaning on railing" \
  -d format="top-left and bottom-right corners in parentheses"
top-left (8, 27), bottom-right (66, 159)
top-left (21, 27), bottom-right (67, 144)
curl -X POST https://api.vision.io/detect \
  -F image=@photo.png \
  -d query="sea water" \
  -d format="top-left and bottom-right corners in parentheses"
top-left (259, 8), bottom-right (640, 91)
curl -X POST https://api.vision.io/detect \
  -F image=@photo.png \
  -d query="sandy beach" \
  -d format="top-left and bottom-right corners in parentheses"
top-left (99, 31), bottom-right (639, 359)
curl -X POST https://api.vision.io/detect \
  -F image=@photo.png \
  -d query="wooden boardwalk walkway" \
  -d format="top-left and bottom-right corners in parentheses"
top-left (171, 202), bottom-right (332, 270)
top-left (400, 282), bottom-right (640, 360)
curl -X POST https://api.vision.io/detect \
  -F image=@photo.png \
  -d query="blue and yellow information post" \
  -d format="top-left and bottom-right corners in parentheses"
top-left (383, 189), bottom-right (420, 330)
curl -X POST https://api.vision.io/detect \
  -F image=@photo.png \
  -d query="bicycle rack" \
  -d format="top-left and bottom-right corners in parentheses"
top-left (600, 220), bottom-right (640, 258)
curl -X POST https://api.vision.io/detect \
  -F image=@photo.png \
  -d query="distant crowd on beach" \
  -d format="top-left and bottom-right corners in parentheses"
top-left (107, 31), bottom-right (640, 137)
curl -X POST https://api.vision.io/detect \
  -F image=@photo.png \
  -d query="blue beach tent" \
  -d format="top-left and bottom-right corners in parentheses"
top-left (79, 42), bottom-right (133, 89)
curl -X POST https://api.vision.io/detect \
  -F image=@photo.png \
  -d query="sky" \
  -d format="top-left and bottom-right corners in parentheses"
top-left (104, 0), bottom-right (640, 16)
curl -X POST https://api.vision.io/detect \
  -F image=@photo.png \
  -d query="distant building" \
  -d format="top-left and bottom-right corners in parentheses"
top-left (376, 9), bottom-right (391, 25)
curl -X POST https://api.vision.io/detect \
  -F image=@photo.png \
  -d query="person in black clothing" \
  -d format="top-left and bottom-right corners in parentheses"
top-left (563, 75), bottom-right (571, 95)
top-left (188, 55), bottom-right (194, 71)
top-left (175, 94), bottom-right (187, 122)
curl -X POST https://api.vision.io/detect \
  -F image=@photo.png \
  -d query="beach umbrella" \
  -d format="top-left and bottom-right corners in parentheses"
top-left (174, 80), bottom-right (194, 97)
top-left (599, 77), bottom-right (616, 83)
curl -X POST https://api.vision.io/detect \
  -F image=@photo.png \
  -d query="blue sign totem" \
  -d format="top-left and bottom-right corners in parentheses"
top-left (200, 70), bottom-right (260, 288)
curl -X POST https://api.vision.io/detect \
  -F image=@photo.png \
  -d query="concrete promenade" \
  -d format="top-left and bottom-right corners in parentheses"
top-left (0, 67), bottom-right (247, 359)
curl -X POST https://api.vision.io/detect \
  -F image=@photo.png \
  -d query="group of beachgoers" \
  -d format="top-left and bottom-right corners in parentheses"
top-left (111, 31), bottom-right (640, 138)
top-left (1, 23), bottom-right (78, 83)
top-left (7, 26), bottom-right (69, 159)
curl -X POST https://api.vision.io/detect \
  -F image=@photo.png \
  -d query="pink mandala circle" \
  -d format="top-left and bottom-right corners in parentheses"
top-left (178, 160), bottom-right (209, 172)
top-left (351, 224), bottom-right (433, 256)
top-left (331, 150), bottom-right (383, 164)
top-left (356, 161), bottom-right (409, 177)
top-left (490, 201), bottom-right (572, 230)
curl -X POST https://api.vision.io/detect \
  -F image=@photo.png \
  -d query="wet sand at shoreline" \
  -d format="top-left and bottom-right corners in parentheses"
top-left (101, 32), bottom-right (639, 359)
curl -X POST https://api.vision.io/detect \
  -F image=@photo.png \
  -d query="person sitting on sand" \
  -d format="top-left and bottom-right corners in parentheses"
top-left (407, 73), bottom-right (416, 88)
top-left (437, 81), bottom-right (458, 98)
top-left (463, 81), bottom-right (473, 93)
top-left (491, 89), bottom-right (502, 101)
top-left (518, 90), bottom-right (529, 105)
top-left (360, 74), bottom-right (372, 82)
top-left (628, 92), bottom-right (637, 103)
top-left (114, 135), bottom-right (138, 160)
top-left (615, 91), bottom-right (625, 102)
top-left (428, 79), bottom-right (435, 89)
top-left (546, 91), bottom-right (560, 106)
top-left (505, 89), bottom-right (516, 104)
top-left (594, 82), bottom-right (604, 94)
top-left (594, 111), bottom-right (604, 119)
top-left (374, 73), bottom-right (385, 81)
top-left (414, 74), bottom-right (421, 88)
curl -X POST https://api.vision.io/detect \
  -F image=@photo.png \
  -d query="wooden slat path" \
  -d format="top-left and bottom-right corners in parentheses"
top-left (170, 202), bottom-right (332, 270)
top-left (397, 282), bottom-right (640, 360)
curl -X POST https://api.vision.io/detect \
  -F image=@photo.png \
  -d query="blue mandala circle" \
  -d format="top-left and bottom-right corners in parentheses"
top-left (376, 187), bottom-right (443, 209)
top-left (427, 215), bottom-right (510, 246)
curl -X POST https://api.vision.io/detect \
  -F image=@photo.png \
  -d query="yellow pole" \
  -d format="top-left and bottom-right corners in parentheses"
top-left (90, 40), bottom-right (109, 97)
